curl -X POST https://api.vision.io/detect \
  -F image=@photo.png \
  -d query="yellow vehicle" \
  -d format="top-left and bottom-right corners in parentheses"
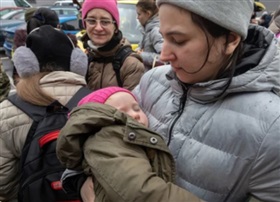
top-left (254, 1), bottom-right (266, 12)
top-left (76, 0), bottom-right (141, 51)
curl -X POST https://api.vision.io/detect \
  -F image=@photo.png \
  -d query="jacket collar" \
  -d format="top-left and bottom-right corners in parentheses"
top-left (40, 71), bottom-right (87, 86)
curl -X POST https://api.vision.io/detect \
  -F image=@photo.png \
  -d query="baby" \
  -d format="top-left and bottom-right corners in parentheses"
top-left (56, 87), bottom-right (201, 202)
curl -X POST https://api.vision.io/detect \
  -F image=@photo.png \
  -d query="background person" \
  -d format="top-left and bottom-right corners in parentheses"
top-left (27, 7), bottom-right (60, 34)
top-left (135, 0), bottom-right (164, 70)
top-left (250, 0), bottom-right (266, 24)
top-left (12, 7), bottom-right (37, 54)
top-left (10, 7), bottom-right (58, 88)
top-left (269, 5), bottom-right (280, 38)
top-left (81, 0), bottom-right (144, 91)
top-left (0, 25), bottom-right (88, 201)
top-left (1, 8), bottom-right (37, 101)
top-left (258, 11), bottom-right (273, 28)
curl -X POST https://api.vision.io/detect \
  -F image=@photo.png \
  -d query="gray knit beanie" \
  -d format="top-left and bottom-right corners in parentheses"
top-left (156, 0), bottom-right (254, 40)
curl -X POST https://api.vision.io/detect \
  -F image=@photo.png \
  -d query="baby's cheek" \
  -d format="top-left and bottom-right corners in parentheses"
top-left (142, 114), bottom-right (149, 127)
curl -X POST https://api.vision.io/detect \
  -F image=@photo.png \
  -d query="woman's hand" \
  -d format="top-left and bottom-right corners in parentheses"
top-left (80, 176), bottom-right (95, 202)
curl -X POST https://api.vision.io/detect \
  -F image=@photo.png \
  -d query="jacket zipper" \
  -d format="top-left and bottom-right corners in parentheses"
top-left (99, 63), bottom-right (106, 88)
top-left (167, 85), bottom-right (188, 146)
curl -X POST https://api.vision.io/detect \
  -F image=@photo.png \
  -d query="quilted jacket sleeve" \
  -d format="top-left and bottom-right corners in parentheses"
top-left (249, 115), bottom-right (280, 202)
top-left (0, 100), bottom-right (32, 201)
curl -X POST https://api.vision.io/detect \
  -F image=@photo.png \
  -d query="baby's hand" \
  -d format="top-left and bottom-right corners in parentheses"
top-left (80, 176), bottom-right (95, 202)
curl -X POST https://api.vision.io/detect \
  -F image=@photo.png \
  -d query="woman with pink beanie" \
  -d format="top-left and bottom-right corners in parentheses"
top-left (56, 87), bottom-right (201, 202)
top-left (81, 0), bottom-right (145, 91)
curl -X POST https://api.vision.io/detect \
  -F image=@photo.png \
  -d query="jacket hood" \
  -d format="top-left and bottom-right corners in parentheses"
top-left (144, 14), bottom-right (160, 33)
top-left (57, 103), bottom-right (163, 169)
top-left (68, 103), bottom-right (153, 135)
top-left (57, 103), bottom-right (129, 169)
top-left (167, 25), bottom-right (280, 103)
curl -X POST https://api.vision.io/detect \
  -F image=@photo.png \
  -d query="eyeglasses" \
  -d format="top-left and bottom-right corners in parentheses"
top-left (84, 18), bottom-right (116, 27)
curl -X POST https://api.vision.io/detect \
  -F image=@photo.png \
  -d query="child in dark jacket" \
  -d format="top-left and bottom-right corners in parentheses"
top-left (56, 87), bottom-right (202, 202)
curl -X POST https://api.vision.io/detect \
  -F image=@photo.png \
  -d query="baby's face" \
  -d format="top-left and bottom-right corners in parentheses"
top-left (105, 92), bottom-right (149, 127)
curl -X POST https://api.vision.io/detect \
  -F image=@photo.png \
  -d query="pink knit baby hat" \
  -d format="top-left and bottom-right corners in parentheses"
top-left (78, 87), bottom-right (136, 106)
top-left (82, 0), bottom-right (120, 28)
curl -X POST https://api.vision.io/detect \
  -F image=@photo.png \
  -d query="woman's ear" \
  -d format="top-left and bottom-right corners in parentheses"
top-left (147, 10), bottom-right (153, 18)
top-left (225, 32), bottom-right (241, 55)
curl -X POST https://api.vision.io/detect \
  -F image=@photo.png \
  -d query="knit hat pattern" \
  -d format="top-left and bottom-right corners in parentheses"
top-left (156, 0), bottom-right (254, 40)
top-left (82, 0), bottom-right (120, 28)
top-left (78, 87), bottom-right (136, 106)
